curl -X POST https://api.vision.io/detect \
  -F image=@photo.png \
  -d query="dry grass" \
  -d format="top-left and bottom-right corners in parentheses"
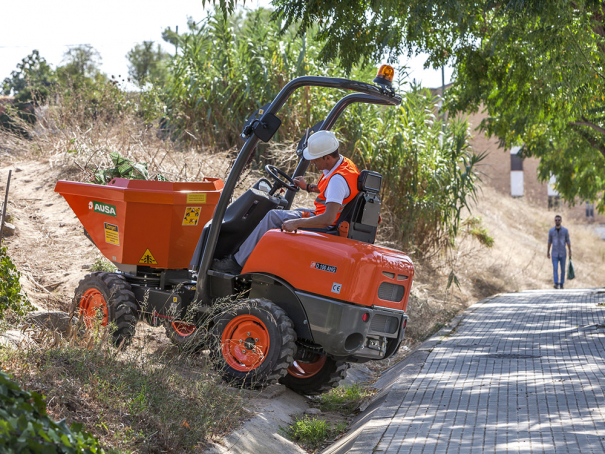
top-left (0, 319), bottom-right (246, 453)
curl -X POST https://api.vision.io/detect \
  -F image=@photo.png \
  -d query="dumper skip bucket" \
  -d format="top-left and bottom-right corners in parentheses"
top-left (55, 178), bottom-right (224, 269)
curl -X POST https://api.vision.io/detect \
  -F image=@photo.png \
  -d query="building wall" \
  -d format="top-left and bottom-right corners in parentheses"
top-left (464, 109), bottom-right (605, 223)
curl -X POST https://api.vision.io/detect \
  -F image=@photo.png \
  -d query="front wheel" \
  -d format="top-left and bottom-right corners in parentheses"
top-left (279, 353), bottom-right (349, 395)
top-left (210, 298), bottom-right (296, 388)
top-left (72, 272), bottom-right (139, 348)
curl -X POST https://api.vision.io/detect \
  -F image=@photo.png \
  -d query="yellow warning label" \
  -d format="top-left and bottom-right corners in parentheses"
top-left (182, 206), bottom-right (201, 226)
top-left (104, 223), bottom-right (119, 245)
top-left (139, 248), bottom-right (158, 265)
top-left (186, 193), bottom-right (207, 204)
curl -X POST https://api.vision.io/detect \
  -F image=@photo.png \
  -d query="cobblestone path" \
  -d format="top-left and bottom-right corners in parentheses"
top-left (364, 289), bottom-right (605, 453)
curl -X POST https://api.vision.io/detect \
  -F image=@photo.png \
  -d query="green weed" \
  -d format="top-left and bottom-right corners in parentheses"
top-left (280, 415), bottom-right (347, 452)
top-left (90, 258), bottom-right (117, 272)
top-left (317, 384), bottom-right (373, 413)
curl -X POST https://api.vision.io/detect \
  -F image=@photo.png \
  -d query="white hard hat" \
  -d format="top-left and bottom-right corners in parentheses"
top-left (303, 130), bottom-right (339, 160)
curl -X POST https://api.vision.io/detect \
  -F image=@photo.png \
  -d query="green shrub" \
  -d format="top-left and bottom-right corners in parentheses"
top-left (161, 9), bottom-right (374, 149)
top-left (355, 87), bottom-right (484, 253)
top-left (462, 216), bottom-right (494, 248)
top-left (0, 247), bottom-right (33, 320)
top-left (160, 9), bottom-right (482, 255)
top-left (0, 370), bottom-right (103, 453)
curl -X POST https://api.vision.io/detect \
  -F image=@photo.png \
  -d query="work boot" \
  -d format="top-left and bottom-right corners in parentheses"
top-left (560, 283), bottom-right (564, 289)
top-left (554, 284), bottom-right (559, 289)
top-left (212, 255), bottom-right (242, 274)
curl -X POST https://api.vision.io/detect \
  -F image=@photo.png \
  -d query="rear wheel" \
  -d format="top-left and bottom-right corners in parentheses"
top-left (164, 320), bottom-right (206, 352)
top-left (72, 272), bottom-right (138, 348)
top-left (280, 353), bottom-right (349, 396)
top-left (210, 298), bottom-right (296, 388)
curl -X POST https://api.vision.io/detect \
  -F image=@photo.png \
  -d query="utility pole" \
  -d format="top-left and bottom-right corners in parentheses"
top-left (441, 66), bottom-right (447, 132)
top-left (175, 25), bottom-right (179, 54)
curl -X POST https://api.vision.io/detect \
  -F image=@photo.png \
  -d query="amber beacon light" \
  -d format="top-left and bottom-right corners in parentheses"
top-left (373, 64), bottom-right (395, 89)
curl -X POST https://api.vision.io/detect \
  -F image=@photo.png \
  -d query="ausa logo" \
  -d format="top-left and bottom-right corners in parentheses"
top-left (89, 200), bottom-right (117, 217)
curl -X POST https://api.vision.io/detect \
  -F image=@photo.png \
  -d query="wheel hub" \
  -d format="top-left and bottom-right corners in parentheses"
top-left (221, 315), bottom-right (270, 372)
top-left (79, 288), bottom-right (109, 328)
top-left (244, 337), bottom-right (256, 349)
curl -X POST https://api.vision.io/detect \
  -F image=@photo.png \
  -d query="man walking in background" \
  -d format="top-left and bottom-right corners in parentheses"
top-left (547, 215), bottom-right (572, 289)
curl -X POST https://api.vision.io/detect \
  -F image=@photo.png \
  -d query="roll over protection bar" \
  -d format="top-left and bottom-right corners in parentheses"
top-left (194, 76), bottom-right (402, 305)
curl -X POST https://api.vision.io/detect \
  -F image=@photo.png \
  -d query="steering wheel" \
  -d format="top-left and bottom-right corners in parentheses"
top-left (265, 165), bottom-right (300, 193)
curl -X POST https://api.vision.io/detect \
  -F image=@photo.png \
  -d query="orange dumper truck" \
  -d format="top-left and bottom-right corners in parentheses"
top-left (56, 66), bottom-right (414, 395)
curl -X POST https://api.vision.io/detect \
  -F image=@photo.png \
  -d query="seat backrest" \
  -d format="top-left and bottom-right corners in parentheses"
top-left (335, 170), bottom-right (382, 244)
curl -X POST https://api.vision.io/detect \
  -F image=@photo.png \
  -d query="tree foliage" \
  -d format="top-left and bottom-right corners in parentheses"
top-left (59, 44), bottom-right (103, 80)
top-left (1, 50), bottom-right (55, 105)
top-left (202, 0), bottom-right (605, 209)
top-left (126, 41), bottom-right (170, 86)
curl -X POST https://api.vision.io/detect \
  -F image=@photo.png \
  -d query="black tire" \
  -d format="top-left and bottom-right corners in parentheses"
top-left (210, 298), bottom-right (297, 388)
top-left (72, 272), bottom-right (139, 348)
top-left (164, 320), bottom-right (207, 352)
top-left (279, 354), bottom-right (349, 396)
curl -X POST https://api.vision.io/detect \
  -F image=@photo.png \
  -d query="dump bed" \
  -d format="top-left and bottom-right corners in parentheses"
top-left (55, 178), bottom-right (223, 269)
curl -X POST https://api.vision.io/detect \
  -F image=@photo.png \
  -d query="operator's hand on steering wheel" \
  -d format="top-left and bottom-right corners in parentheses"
top-left (293, 176), bottom-right (307, 190)
top-left (282, 219), bottom-right (300, 232)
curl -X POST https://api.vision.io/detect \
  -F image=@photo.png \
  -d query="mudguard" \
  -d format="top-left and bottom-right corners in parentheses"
top-left (242, 229), bottom-right (414, 311)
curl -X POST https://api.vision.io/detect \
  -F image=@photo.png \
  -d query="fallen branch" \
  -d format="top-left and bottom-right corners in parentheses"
top-left (22, 271), bottom-right (51, 294)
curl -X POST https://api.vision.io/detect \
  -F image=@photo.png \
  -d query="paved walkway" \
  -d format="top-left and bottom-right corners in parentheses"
top-left (354, 289), bottom-right (605, 453)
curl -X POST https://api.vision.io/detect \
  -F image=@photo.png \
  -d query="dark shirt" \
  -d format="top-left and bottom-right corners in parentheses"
top-left (548, 226), bottom-right (570, 258)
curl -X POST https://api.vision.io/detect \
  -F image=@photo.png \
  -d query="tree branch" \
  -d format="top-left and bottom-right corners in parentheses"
top-left (569, 123), bottom-right (605, 160)
top-left (569, 117), bottom-right (605, 136)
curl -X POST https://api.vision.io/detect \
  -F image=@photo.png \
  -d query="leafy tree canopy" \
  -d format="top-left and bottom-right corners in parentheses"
top-left (60, 44), bottom-right (102, 79)
top-left (126, 41), bottom-right (170, 86)
top-left (56, 44), bottom-right (107, 89)
top-left (205, 0), bottom-right (605, 209)
top-left (1, 50), bottom-right (56, 104)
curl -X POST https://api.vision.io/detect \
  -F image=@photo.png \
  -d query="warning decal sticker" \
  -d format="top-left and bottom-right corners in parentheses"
top-left (104, 223), bottom-right (119, 245)
top-left (182, 207), bottom-right (201, 226)
top-left (139, 249), bottom-right (158, 265)
top-left (186, 193), bottom-right (207, 204)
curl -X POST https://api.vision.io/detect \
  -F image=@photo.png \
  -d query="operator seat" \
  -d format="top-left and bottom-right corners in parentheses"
top-left (302, 169), bottom-right (382, 244)
top-left (189, 188), bottom-right (285, 271)
top-left (334, 169), bottom-right (382, 243)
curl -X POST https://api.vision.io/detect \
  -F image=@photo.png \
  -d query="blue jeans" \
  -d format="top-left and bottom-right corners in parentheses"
top-left (234, 209), bottom-right (314, 266)
top-left (552, 256), bottom-right (566, 285)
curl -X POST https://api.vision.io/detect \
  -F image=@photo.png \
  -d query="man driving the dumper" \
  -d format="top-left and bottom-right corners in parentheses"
top-left (213, 130), bottom-right (360, 274)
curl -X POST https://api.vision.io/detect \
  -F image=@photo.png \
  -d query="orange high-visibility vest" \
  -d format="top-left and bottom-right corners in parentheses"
top-left (313, 157), bottom-right (360, 225)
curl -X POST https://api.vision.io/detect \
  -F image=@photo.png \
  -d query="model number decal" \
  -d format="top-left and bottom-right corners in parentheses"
top-left (310, 261), bottom-right (337, 273)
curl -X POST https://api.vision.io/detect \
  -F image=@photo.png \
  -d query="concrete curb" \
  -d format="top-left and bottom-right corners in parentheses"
top-left (321, 294), bottom-right (499, 454)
